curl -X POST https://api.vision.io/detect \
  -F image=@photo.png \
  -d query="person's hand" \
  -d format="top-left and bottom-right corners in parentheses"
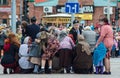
top-left (95, 44), bottom-right (98, 48)
top-left (35, 39), bottom-right (41, 43)
top-left (106, 52), bottom-right (111, 58)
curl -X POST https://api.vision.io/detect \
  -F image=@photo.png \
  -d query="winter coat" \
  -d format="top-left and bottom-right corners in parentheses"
top-left (69, 27), bottom-right (82, 43)
top-left (73, 44), bottom-right (92, 70)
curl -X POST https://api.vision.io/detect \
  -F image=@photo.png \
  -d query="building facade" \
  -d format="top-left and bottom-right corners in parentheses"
top-left (0, 0), bottom-right (119, 26)
top-left (28, 0), bottom-right (94, 25)
top-left (0, 0), bottom-right (21, 26)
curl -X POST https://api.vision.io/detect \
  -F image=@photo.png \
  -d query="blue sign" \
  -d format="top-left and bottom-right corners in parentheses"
top-left (65, 3), bottom-right (79, 13)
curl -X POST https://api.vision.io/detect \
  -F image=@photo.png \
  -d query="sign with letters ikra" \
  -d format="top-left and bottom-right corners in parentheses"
top-left (65, 3), bottom-right (79, 13)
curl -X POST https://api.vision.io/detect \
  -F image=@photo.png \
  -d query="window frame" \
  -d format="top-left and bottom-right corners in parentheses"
top-left (0, 0), bottom-right (8, 5)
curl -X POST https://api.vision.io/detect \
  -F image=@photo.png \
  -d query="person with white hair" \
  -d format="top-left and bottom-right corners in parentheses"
top-left (82, 26), bottom-right (97, 73)
top-left (69, 19), bottom-right (82, 44)
top-left (82, 26), bottom-right (97, 53)
top-left (19, 36), bottom-right (34, 74)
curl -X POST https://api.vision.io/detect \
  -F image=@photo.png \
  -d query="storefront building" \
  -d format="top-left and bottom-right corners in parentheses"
top-left (93, 0), bottom-right (117, 26)
top-left (0, 0), bottom-right (118, 26)
top-left (0, 0), bottom-right (20, 26)
top-left (29, 0), bottom-right (94, 25)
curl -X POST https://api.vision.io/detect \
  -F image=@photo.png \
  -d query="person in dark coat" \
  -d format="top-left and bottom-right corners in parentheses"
top-left (69, 20), bottom-right (82, 43)
top-left (73, 35), bottom-right (92, 74)
top-left (16, 18), bottom-right (21, 29)
top-left (26, 16), bottom-right (40, 42)
top-left (1, 33), bottom-right (20, 74)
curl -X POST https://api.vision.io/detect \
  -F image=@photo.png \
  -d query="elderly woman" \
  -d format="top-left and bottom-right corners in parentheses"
top-left (82, 26), bottom-right (97, 53)
top-left (58, 31), bottom-right (75, 73)
top-left (96, 18), bottom-right (114, 74)
top-left (73, 35), bottom-right (92, 74)
top-left (19, 36), bottom-right (34, 74)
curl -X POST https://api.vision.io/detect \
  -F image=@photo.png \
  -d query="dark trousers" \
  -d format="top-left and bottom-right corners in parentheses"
top-left (59, 49), bottom-right (72, 68)
top-left (20, 68), bottom-right (33, 74)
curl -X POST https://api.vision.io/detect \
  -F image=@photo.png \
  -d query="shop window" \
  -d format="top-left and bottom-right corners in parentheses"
top-left (2, 19), bottom-right (7, 24)
top-left (0, 0), bottom-right (8, 5)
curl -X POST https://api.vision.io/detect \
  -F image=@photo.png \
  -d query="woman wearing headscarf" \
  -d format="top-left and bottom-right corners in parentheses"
top-left (73, 35), bottom-right (92, 74)
top-left (82, 26), bottom-right (97, 53)
top-left (95, 18), bottom-right (113, 74)
top-left (19, 36), bottom-right (34, 74)
top-left (58, 31), bottom-right (75, 73)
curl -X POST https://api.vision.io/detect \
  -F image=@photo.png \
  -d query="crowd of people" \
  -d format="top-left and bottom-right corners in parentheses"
top-left (0, 17), bottom-right (118, 75)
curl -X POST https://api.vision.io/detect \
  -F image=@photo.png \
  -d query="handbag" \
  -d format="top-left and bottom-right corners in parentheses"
top-left (29, 42), bottom-right (41, 57)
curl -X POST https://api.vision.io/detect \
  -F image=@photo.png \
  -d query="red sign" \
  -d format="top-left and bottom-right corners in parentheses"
top-left (35, 0), bottom-right (47, 3)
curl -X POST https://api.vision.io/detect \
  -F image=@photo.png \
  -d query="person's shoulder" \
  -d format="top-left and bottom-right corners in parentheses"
top-left (104, 25), bottom-right (113, 30)
top-left (66, 36), bottom-right (70, 39)
top-left (82, 30), bottom-right (89, 34)
top-left (34, 24), bottom-right (40, 28)
top-left (69, 27), bottom-right (75, 32)
top-left (27, 23), bottom-right (32, 26)
top-left (36, 32), bottom-right (41, 38)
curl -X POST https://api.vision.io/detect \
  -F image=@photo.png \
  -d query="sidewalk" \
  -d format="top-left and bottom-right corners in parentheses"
top-left (0, 58), bottom-right (119, 78)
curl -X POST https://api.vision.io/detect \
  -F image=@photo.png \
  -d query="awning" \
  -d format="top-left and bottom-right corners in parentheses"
top-left (34, 0), bottom-right (59, 6)
top-left (42, 13), bottom-right (93, 24)
top-left (42, 13), bottom-right (71, 24)
top-left (43, 13), bottom-right (71, 18)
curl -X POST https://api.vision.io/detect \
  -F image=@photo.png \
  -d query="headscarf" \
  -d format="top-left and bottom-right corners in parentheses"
top-left (84, 26), bottom-right (91, 31)
top-left (78, 35), bottom-right (91, 55)
top-left (24, 36), bottom-right (30, 44)
top-left (58, 31), bottom-right (67, 42)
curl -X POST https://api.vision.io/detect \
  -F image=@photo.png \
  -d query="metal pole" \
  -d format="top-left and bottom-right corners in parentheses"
top-left (107, 0), bottom-right (110, 23)
top-left (116, 0), bottom-right (119, 27)
top-left (11, 0), bottom-right (16, 33)
top-left (20, 0), bottom-right (23, 22)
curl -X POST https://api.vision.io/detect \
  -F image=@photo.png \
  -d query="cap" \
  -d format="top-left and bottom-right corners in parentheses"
top-left (73, 20), bottom-right (79, 24)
